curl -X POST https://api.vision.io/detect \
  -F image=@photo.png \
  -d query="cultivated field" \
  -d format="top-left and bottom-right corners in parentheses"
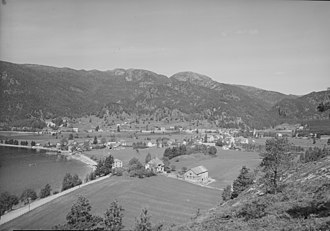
top-left (0, 176), bottom-right (220, 230)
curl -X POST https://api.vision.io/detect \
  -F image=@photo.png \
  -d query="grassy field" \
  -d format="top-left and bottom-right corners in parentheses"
top-left (171, 149), bottom-right (261, 188)
top-left (0, 176), bottom-right (220, 230)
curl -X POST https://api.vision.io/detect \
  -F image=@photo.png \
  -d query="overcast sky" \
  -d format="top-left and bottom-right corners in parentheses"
top-left (1, 0), bottom-right (329, 95)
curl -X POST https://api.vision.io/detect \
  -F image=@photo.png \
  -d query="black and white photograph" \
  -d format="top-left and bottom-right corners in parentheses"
top-left (0, 0), bottom-right (330, 230)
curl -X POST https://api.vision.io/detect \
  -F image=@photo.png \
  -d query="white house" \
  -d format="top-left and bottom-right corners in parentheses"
top-left (72, 128), bottom-right (79, 133)
top-left (145, 157), bottom-right (164, 173)
top-left (184, 166), bottom-right (208, 183)
top-left (113, 159), bottom-right (123, 168)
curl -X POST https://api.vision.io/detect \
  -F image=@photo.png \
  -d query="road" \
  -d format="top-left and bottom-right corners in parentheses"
top-left (0, 175), bottom-right (110, 226)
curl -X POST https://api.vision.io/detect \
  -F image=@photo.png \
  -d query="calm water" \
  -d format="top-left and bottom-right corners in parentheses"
top-left (0, 147), bottom-right (92, 196)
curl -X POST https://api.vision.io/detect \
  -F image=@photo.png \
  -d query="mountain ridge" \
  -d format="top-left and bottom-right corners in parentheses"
top-left (0, 60), bottom-right (327, 129)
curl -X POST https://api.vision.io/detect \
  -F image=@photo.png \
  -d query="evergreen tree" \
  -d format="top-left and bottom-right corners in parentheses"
top-left (260, 137), bottom-right (292, 194)
top-left (231, 166), bottom-right (254, 199)
top-left (145, 153), bottom-right (151, 164)
top-left (222, 185), bottom-right (232, 201)
top-left (104, 200), bottom-right (125, 231)
top-left (93, 136), bottom-right (98, 145)
top-left (65, 196), bottom-right (103, 230)
top-left (134, 208), bottom-right (152, 231)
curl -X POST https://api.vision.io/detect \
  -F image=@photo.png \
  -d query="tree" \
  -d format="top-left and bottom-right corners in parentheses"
top-left (64, 196), bottom-right (103, 230)
top-left (204, 134), bottom-right (208, 143)
top-left (208, 146), bottom-right (217, 155)
top-left (68, 133), bottom-right (74, 140)
top-left (134, 208), bottom-right (152, 231)
top-left (62, 173), bottom-right (81, 191)
top-left (231, 166), bottom-right (254, 199)
top-left (0, 192), bottom-right (19, 217)
top-left (129, 157), bottom-right (143, 168)
top-left (222, 185), bottom-right (232, 202)
top-left (72, 174), bottom-right (82, 187)
top-left (260, 137), bottom-right (292, 194)
top-left (145, 153), bottom-right (151, 164)
top-left (117, 125), bottom-right (120, 133)
top-left (93, 136), bottom-right (98, 145)
top-left (20, 188), bottom-right (37, 204)
top-left (95, 125), bottom-right (100, 132)
top-left (39, 184), bottom-right (52, 198)
top-left (95, 155), bottom-right (114, 177)
top-left (31, 141), bottom-right (36, 146)
top-left (104, 200), bottom-right (125, 231)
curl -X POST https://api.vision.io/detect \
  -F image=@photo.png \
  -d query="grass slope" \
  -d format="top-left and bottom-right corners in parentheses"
top-left (0, 176), bottom-right (220, 230)
top-left (172, 150), bottom-right (261, 188)
top-left (174, 157), bottom-right (330, 231)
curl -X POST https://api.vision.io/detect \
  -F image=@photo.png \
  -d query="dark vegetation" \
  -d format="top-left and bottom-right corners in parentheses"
top-left (94, 154), bottom-right (114, 177)
top-left (163, 144), bottom-right (217, 160)
top-left (0, 192), bottom-right (19, 217)
top-left (127, 157), bottom-right (156, 178)
top-left (54, 196), bottom-right (159, 231)
top-left (61, 173), bottom-right (82, 192)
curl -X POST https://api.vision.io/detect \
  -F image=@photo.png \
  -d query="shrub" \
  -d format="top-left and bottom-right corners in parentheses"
top-left (39, 184), bottom-right (52, 199)
top-left (222, 185), bottom-right (232, 202)
top-left (208, 146), bottom-right (217, 155)
top-left (0, 192), bottom-right (19, 216)
top-left (237, 197), bottom-right (270, 221)
top-left (20, 188), bottom-right (38, 204)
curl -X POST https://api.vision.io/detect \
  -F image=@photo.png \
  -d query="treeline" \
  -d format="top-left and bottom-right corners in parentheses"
top-left (0, 184), bottom-right (52, 218)
top-left (163, 145), bottom-right (217, 160)
top-left (300, 147), bottom-right (330, 163)
top-left (54, 196), bottom-right (162, 231)
top-left (1, 172), bottom-right (85, 218)
top-left (241, 143), bottom-right (305, 154)
top-left (132, 141), bottom-right (148, 149)
top-left (0, 139), bottom-right (37, 146)
top-left (9, 118), bottom-right (46, 130)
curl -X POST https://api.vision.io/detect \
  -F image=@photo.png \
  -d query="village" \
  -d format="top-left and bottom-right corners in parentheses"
top-left (2, 116), bottom-right (329, 190)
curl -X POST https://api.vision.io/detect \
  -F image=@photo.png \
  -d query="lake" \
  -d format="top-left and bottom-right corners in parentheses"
top-left (0, 146), bottom-right (92, 196)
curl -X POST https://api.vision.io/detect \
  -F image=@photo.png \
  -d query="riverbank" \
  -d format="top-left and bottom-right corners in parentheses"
top-left (0, 174), bottom-right (110, 226)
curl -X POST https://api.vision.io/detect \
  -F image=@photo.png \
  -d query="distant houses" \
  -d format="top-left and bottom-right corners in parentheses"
top-left (184, 166), bottom-right (208, 183)
top-left (145, 157), bottom-right (165, 173)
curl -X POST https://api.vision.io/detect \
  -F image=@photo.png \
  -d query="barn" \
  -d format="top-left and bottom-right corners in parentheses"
top-left (184, 166), bottom-right (208, 183)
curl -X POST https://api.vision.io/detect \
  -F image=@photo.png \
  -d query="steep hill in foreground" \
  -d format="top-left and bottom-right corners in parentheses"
top-left (174, 157), bottom-right (330, 231)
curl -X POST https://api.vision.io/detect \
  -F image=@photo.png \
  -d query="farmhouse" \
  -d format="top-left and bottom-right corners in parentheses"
top-left (145, 157), bottom-right (164, 173)
top-left (184, 166), bottom-right (208, 183)
top-left (113, 159), bottom-right (123, 168)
